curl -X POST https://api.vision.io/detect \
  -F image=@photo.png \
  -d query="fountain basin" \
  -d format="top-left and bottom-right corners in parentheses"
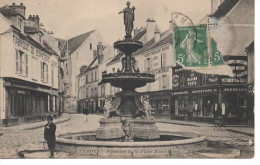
top-left (102, 72), bottom-right (155, 88)
top-left (55, 130), bottom-right (207, 158)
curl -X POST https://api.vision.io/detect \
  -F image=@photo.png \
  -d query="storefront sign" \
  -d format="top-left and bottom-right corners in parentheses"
top-left (13, 34), bottom-right (50, 62)
top-left (223, 87), bottom-right (247, 92)
top-left (221, 78), bottom-right (246, 83)
top-left (173, 91), bottom-right (188, 95)
top-left (226, 60), bottom-right (247, 65)
top-left (191, 88), bottom-right (217, 94)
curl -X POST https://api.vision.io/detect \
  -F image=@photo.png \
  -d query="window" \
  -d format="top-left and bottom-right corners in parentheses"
top-left (95, 71), bottom-right (97, 81)
top-left (112, 68), bottom-right (115, 73)
top-left (31, 46), bottom-right (34, 54)
top-left (17, 18), bottom-right (22, 31)
top-left (53, 96), bottom-right (56, 112)
top-left (90, 43), bottom-right (92, 50)
top-left (51, 68), bottom-right (54, 86)
top-left (31, 57), bottom-right (38, 80)
top-left (161, 53), bottom-right (166, 67)
top-left (101, 85), bottom-right (105, 96)
top-left (145, 58), bottom-right (152, 71)
top-left (47, 95), bottom-right (50, 112)
top-left (91, 72), bottom-right (93, 82)
top-left (86, 88), bottom-right (89, 98)
top-left (86, 75), bottom-right (88, 84)
top-left (19, 51), bottom-right (24, 74)
top-left (162, 75), bottom-right (167, 88)
top-left (41, 62), bottom-right (48, 82)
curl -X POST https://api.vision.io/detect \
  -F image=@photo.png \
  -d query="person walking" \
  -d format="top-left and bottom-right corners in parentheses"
top-left (83, 107), bottom-right (89, 122)
top-left (44, 116), bottom-right (56, 158)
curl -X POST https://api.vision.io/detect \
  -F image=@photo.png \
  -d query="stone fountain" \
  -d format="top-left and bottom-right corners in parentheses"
top-left (55, 2), bottom-right (207, 158)
top-left (96, 1), bottom-right (159, 141)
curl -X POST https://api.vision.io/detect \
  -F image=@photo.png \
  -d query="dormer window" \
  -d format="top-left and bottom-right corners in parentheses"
top-left (39, 35), bottom-right (42, 44)
top-left (18, 17), bottom-right (22, 31)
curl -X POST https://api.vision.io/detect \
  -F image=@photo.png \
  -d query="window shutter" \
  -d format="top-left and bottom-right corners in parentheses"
top-left (41, 62), bottom-right (43, 80)
top-left (16, 50), bottom-right (19, 73)
top-left (166, 75), bottom-right (170, 89)
top-left (25, 54), bottom-right (28, 76)
top-left (149, 58), bottom-right (152, 70)
top-left (46, 64), bottom-right (48, 82)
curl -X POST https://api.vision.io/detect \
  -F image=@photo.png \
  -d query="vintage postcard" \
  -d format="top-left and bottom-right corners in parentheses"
top-left (0, 0), bottom-right (254, 159)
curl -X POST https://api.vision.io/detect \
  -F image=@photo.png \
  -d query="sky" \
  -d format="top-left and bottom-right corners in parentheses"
top-left (0, 0), bottom-right (211, 44)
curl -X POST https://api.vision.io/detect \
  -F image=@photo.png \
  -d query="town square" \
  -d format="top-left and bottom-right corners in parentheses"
top-left (0, 0), bottom-right (256, 160)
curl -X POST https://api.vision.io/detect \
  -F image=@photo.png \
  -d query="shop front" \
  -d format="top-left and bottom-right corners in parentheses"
top-left (1, 78), bottom-right (58, 126)
top-left (171, 61), bottom-right (248, 124)
top-left (143, 90), bottom-right (172, 119)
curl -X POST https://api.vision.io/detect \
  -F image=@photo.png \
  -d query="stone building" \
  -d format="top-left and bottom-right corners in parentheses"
top-left (77, 42), bottom-right (114, 113)
top-left (0, 3), bottom-right (60, 126)
top-left (59, 30), bottom-right (113, 113)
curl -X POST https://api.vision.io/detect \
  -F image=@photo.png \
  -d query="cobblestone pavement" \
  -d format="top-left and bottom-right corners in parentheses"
top-left (0, 114), bottom-right (254, 158)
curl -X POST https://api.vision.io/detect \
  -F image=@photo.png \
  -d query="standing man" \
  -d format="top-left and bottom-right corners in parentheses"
top-left (83, 107), bottom-right (89, 122)
top-left (44, 116), bottom-right (56, 158)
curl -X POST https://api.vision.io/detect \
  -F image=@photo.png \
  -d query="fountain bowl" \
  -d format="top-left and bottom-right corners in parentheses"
top-left (55, 130), bottom-right (207, 158)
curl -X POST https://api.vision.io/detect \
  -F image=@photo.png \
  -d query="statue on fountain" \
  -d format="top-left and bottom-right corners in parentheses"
top-left (122, 119), bottom-right (133, 142)
top-left (104, 97), bottom-right (121, 118)
top-left (118, 1), bottom-right (135, 39)
top-left (134, 95), bottom-right (152, 119)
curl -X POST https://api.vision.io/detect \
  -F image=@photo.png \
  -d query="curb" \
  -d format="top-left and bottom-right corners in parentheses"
top-left (0, 113), bottom-right (71, 131)
top-left (22, 113), bottom-right (71, 130)
top-left (225, 128), bottom-right (254, 137)
top-left (199, 148), bottom-right (241, 158)
top-left (156, 120), bottom-right (212, 127)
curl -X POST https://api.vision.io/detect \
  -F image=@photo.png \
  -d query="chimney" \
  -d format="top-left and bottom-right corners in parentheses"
top-left (97, 42), bottom-right (104, 64)
top-left (146, 18), bottom-right (156, 42)
top-left (134, 28), bottom-right (140, 37)
top-left (154, 29), bottom-right (160, 43)
top-left (9, 2), bottom-right (26, 18)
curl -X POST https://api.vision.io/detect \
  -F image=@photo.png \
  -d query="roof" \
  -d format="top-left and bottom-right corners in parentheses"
top-left (43, 41), bottom-right (58, 56)
top-left (133, 29), bottom-right (171, 55)
top-left (78, 56), bottom-right (98, 76)
top-left (210, 0), bottom-right (239, 19)
top-left (61, 30), bottom-right (95, 55)
top-left (133, 29), bottom-right (146, 41)
top-left (245, 41), bottom-right (254, 54)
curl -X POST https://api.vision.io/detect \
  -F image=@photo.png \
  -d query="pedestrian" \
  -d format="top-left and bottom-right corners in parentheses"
top-left (83, 107), bottom-right (89, 122)
top-left (44, 116), bottom-right (56, 158)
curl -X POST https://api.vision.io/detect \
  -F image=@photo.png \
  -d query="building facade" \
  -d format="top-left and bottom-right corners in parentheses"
top-left (59, 30), bottom-right (114, 113)
top-left (77, 42), bottom-right (114, 114)
top-left (171, 55), bottom-right (248, 123)
top-left (0, 3), bottom-right (59, 126)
